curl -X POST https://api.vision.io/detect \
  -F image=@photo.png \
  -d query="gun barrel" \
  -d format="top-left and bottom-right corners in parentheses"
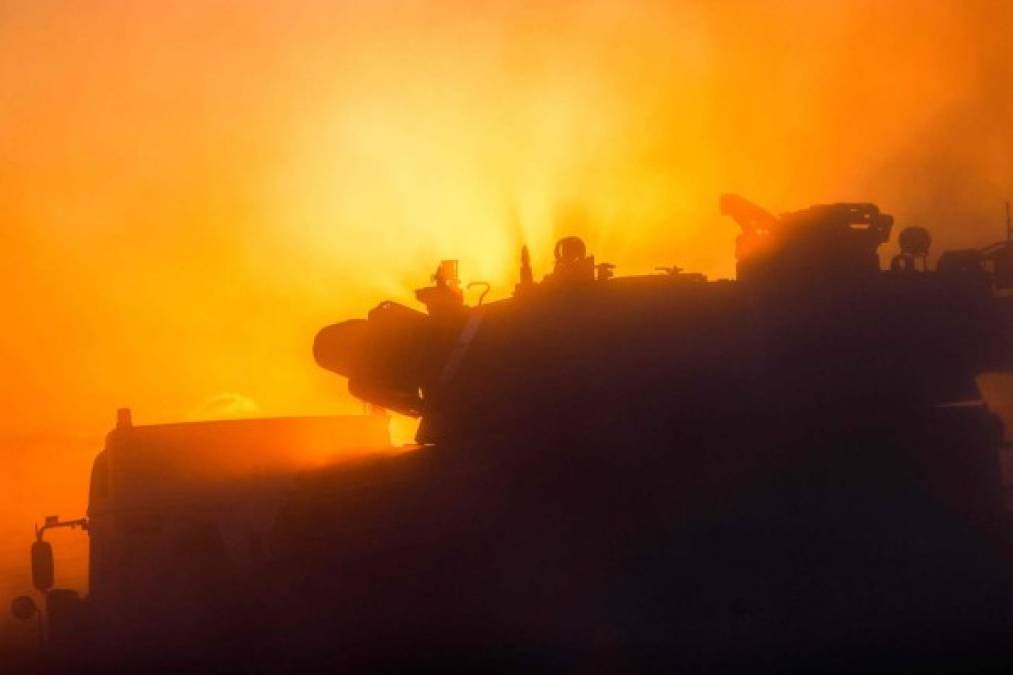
top-left (313, 320), bottom-right (369, 379)
top-left (314, 302), bottom-right (439, 417)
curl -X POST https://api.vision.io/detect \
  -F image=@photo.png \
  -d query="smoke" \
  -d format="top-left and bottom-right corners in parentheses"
top-left (1, 0), bottom-right (1012, 648)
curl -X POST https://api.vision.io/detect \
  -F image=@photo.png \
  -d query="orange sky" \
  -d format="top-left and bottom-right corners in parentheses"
top-left (1, 0), bottom-right (1012, 619)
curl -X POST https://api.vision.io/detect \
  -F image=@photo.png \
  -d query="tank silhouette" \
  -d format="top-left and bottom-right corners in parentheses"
top-left (299, 195), bottom-right (1013, 671)
top-left (18, 196), bottom-right (1013, 673)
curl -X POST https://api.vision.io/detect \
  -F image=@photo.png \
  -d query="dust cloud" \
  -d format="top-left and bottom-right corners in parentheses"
top-left (1, 0), bottom-right (1011, 649)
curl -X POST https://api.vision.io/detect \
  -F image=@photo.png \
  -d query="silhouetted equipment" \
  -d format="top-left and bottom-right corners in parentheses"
top-left (722, 194), bottom-right (894, 281)
top-left (314, 303), bottom-right (429, 416)
top-left (998, 203), bottom-right (1013, 288)
top-left (45, 588), bottom-right (85, 655)
top-left (938, 203), bottom-right (1013, 293)
top-left (31, 541), bottom-right (54, 593)
top-left (10, 595), bottom-right (38, 621)
top-left (300, 194), bottom-right (1013, 670)
top-left (14, 413), bottom-right (394, 669)
top-left (10, 594), bottom-right (43, 655)
top-left (29, 515), bottom-right (88, 593)
top-left (466, 281), bottom-right (491, 305)
top-left (979, 202), bottom-right (1013, 291)
top-left (16, 516), bottom-right (92, 661)
top-left (900, 225), bottom-right (932, 256)
top-left (554, 235), bottom-right (586, 268)
top-left (24, 195), bottom-right (1013, 672)
top-left (415, 259), bottom-right (464, 316)
top-left (518, 244), bottom-right (533, 289)
top-left (892, 226), bottom-right (932, 271)
top-left (655, 264), bottom-right (706, 283)
top-left (315, 195), bottom-right (1013, 446)
top-left (546, 235), bottom-right (597, 283)
top-left (719, 192), bottom-right (778, 234)
top-left (982, 240), bottom-right (1013, 291)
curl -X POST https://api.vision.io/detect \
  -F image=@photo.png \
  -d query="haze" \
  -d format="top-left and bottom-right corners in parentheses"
top-left (1, 0), bottom-right (1011, 635)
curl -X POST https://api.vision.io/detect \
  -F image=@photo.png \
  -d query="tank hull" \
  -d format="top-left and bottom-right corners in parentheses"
top-left (245, 404), bottom-right (1013, 672)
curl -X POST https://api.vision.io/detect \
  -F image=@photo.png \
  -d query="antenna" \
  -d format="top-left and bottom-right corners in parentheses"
top-left (1006, 200), bottom-right (1011, 242)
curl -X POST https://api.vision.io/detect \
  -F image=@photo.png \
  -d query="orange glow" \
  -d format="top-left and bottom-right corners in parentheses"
top-left (1, 0), bottom-right (1012, 635)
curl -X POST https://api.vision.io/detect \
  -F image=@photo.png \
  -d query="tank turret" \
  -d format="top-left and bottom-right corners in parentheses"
top-left (315, 196), bottom-right (1013, 445)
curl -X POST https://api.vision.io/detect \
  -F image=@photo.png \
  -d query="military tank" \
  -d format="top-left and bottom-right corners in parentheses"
top-left (265, 195), bottom-right (1013, 672)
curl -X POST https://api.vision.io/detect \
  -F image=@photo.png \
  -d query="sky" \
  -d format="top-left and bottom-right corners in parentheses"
top-left (1, 0), bottom-right (1012, 633)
